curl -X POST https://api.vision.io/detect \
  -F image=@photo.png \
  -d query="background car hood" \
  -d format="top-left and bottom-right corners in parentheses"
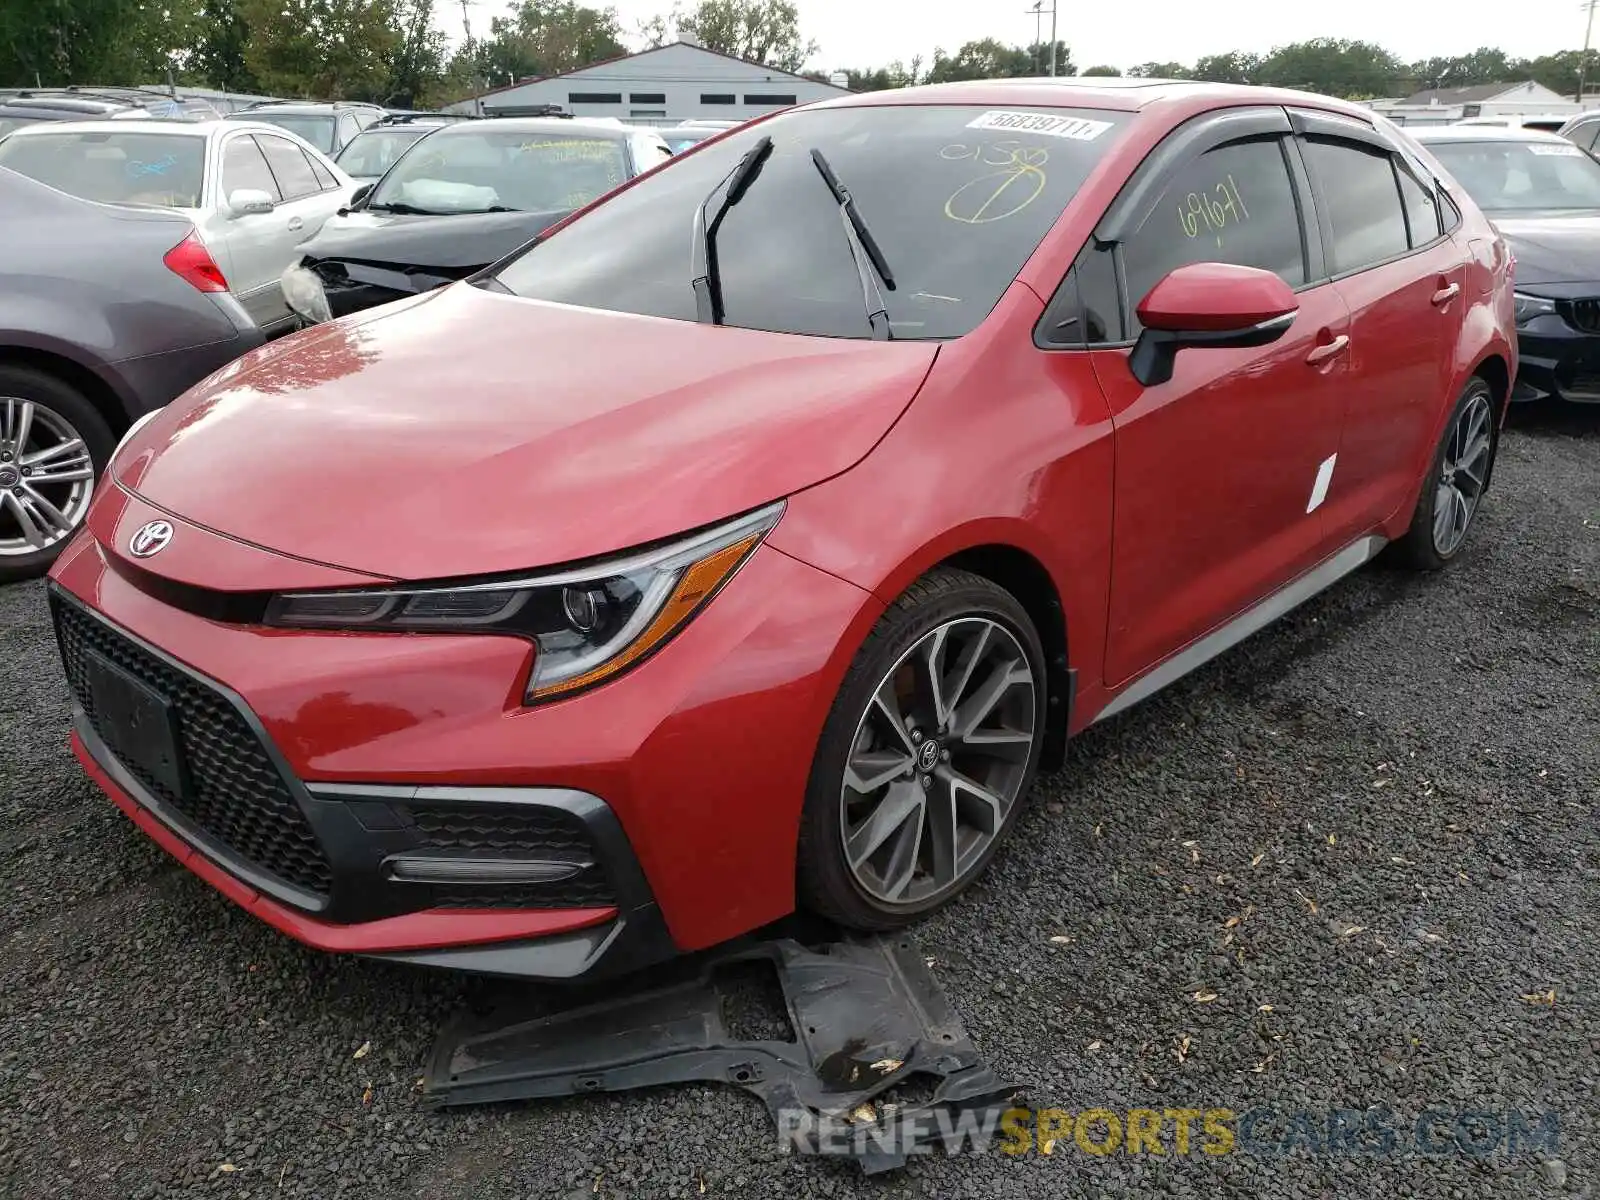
top-left (1493, 212), bottom-right (1600, 290)
top-left (300, 207), bottom-right (570, 272)
top-left (115, 284), bottom-right (938, 581)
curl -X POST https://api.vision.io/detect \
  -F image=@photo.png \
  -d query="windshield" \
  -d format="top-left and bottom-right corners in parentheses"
top-left (492, 104), bottom-right (1129, 340)
top-left (336, 127), bottom-right (433, 178)
top-left (367, 127), bottom-right (631, 214)
top-left (0, 130), bottom-right (204, 207)
top-left (1425, 138), bottom-right (1600, 212)
top-left (245, 113), bottom-right (336, 153)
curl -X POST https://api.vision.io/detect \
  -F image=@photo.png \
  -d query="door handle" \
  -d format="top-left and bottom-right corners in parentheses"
top-left (287, 216), bottom-right (305, 232)
top-left (1305, 334), bottom-right (1350, 366)
top-left (1431, 282), bottom-right (1461, 306)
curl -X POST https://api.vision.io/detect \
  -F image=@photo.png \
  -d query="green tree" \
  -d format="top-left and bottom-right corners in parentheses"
top-left (0, 0), bottom-right (198, 87)
top-left (1253, 38), bottom-right (1406, 98)
top-left (1193, 50), bottom-right (1261, 84)
top-left (1515, 49), bottom-right (1600, 99)
top-left (240, 0), bottom-right (401, 100)
top-left (1082, 64), bottom-right (1120, 77)
top-left (1127, 61), bottom-right (1192, 79)
top-left (925, 38), bottom-right (1043, 83)
top-left (480, 0), bottom-right (625, 86)
top-left (188, 0), bottom-right (261, 92)
top-left (662, 0), bottom-right (817, 71)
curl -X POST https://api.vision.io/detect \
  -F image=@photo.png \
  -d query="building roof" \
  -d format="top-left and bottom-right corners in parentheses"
top-left (466, 40), bottom-right (851, 102)
top-left (1402, 81), bottom-right (1559, 106)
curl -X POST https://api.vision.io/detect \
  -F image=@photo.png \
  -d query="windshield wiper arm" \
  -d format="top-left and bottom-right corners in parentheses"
top-left (690, 135), bottom-right (773, 324)
top-left (365, 201), bottom-right (443, 216)
top-left (808, 148), bottom-right (896, 341)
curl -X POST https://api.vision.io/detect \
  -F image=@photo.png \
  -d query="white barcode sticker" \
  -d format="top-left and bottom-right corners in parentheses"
top-left (966, 110), bottom-right (1113, 140)
top-left (1529, 142), bottom-right (1584, 156)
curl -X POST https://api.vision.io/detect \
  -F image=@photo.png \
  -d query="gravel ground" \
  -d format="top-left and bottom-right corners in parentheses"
top-left (1, 409), bottom-right (1595, 1199)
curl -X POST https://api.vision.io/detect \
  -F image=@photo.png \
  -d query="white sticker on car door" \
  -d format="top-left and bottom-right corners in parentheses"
top-left (1306, 453), bottom-right (1338, 514)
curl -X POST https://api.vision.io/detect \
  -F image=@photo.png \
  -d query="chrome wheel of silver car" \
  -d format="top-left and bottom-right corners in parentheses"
top-left (1432, 390), bottom-right (1493, 557)
top-left (0, 397), bottom-right (97, 559)
top-left (839, 617), bottom-right (1037, 906)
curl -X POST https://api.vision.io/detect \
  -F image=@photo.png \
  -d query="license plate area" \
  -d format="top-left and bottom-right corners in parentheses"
top-left (82, 648), bottom-right (190, 801)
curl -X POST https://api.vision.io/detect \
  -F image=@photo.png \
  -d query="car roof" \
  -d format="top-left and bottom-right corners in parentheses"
top-left (1410, 124), bottom-right (1573, 143)
top-left (1, 118), bottom-right (215, 136)
top-left (233, 101), bottom-right (381, 113)
top-left (438, 116), bottom-right (631, 138)
top-left (818, 76), bottom-right (1377, 120)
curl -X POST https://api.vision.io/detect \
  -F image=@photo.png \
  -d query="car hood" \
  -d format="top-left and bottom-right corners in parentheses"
top-left (1493, 212), bottom-right (1600, 290)
top-left (299, 206), bottom-right (570, 275)
top-left (114, 283), bottom-right (939, 581)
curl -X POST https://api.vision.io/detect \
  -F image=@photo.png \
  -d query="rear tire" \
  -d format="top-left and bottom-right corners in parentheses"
top-left (1391, 377), bottom-right (1498, 572)
top-left (796, 569), bottom-right (1048, 931)
top-left (0, 366), bottom-right (115, 584)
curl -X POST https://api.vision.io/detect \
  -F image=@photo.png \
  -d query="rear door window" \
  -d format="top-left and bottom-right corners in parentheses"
top-left (1302, 138), bottom-right (1410, 273)
top-left (257, 134), bottom-right (320, 200)
top-left (222, 136), bottom-right (282, 202)
top-left (1395, 159), bottom-right (1442, 247)
top-left (1120, 136), bottom-right (1307, 312)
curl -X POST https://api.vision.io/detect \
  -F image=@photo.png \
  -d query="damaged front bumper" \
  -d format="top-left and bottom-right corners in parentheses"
top-left (282, 257), bottom-right (473, 324)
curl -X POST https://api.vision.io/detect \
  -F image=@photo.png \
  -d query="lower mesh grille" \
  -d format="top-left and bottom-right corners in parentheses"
top-left (52, 594), bottom-right (333, 898)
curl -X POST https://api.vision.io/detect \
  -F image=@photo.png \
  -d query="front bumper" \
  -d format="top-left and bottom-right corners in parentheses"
top-left (49, 493), bottom-right (879, 976)
top-left (1513, 313), bottom-right (1600, 404)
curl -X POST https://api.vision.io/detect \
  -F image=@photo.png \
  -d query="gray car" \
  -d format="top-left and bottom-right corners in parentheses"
top-left (0, 166), bottom-right (263, 582)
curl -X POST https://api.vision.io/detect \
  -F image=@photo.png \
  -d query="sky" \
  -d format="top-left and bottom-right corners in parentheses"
top-left (436, 0), bottom-right (1598, 72)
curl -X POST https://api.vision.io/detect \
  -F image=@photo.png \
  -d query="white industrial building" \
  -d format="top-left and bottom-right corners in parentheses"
top-left (445, 39), bottom-right (851, 125)
top-left (1367, 81), bottom-right (1575, 127)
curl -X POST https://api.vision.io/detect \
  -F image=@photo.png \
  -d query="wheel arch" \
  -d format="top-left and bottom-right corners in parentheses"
top-left (0, 344), bottom-right (133, 437)
top-left (937, 542), bottom-right (1073, 772)
top-left (1471, 351), bottom-right (1511, 415)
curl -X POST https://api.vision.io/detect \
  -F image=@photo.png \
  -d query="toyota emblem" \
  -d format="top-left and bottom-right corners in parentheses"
top-left (128, 520), bottom-right (173, 558)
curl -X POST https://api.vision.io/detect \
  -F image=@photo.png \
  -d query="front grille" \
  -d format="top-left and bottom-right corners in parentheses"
top-left (1561, 297), bottom-right (1600, 335)
top-left (401, 804), bottom-right (616, 908)
top-left (52, 596), bottom-right (333, 898)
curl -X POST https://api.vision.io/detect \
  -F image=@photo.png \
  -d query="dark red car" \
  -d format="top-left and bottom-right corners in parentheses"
top-left (49, 80), bottom-right (1515, 980)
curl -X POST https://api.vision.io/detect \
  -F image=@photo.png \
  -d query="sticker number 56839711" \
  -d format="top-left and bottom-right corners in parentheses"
top-left (966, 110), bottom-right (1114, 141)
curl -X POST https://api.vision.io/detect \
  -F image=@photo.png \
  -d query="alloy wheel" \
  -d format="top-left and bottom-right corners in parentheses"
top-left (0, 397), bottom-right (96, 559)
top-left (1432, 391), bottom-right (1493, 557)
top-left (839, 617), bottom-right (1037, 906)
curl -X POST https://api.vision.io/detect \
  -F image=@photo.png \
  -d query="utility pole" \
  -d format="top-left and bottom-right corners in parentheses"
top-left (1048, 0), bottom-right (1058, 76)
top-left (1026, 2), bottom-right (1042, 74)
top-left (1579, 0), bottom-right (1597, 104)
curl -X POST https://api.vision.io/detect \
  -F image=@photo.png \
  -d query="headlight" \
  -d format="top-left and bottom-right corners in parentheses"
top-left (264, 502), bottom-right (783, 703)
top-left (1513, 291), bottom-right (1557, 327)
top-left (281, 263), bottom-right (332, 324)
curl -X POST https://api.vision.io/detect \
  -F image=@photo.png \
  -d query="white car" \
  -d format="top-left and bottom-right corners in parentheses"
top-left (0, 118), bottom-right (356, 334)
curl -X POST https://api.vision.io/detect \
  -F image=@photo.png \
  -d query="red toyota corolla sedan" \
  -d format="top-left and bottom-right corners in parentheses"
top-left (48, 79), bottom-right (1515, 979)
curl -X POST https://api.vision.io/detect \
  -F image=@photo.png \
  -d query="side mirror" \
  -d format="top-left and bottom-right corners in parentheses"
top-left (1129, 263), bottom-right (1299, 387)
top-left (227, 188), bottom-right (275, 218)
top-left (350, 183), bottom-right (372, 208)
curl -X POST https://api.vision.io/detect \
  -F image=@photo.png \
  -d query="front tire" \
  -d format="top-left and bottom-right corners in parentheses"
top-left (796, 568), bottom-right (1048, 931)
top-left (0, 367), bottom-right (113, 584)
top-left (1392, 377), bottom-right (1498, 571)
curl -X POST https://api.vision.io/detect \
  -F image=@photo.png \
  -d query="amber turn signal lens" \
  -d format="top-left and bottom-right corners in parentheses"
top-left (528, 533), bottom-right (761, 700)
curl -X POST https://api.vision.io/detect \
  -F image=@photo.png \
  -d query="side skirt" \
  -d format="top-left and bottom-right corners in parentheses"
top-left (1092, 534), bottom-right (1388, 725)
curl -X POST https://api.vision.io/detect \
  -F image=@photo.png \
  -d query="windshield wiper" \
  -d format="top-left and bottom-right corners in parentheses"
top-left (690, 135), bottom-right (773, 324)
top-left (365, 201), bottom-right (444, 216)
top-left (808, 149), bottom-right (897, 341)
